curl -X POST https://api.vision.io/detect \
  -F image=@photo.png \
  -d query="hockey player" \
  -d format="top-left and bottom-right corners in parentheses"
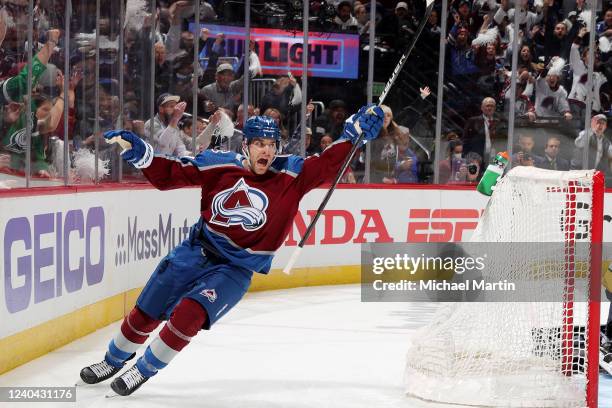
top-left (79, 105), bottom-right (384, 396)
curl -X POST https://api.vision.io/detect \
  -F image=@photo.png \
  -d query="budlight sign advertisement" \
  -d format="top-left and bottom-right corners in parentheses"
top-left (191, 23), bottom-right (360, 79)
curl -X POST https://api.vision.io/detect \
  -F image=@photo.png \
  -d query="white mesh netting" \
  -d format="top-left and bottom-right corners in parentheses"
top-left (404, 167), bottom-right (601, 407)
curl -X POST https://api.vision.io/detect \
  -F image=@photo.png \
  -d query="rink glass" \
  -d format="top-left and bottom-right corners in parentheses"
top-left (0, 1), bottom-right (606, 188)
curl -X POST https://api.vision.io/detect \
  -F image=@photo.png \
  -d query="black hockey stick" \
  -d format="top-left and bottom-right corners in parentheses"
top-left (283, 0), bottom-right (436, 274)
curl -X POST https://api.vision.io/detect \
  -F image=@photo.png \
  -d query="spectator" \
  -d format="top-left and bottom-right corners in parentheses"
top-left (354, 4), bottom-right (371, 35)
top-left (377, 1), bottom-right (419, 50)
top-left (494, 0), bottom-right (543, 37)
top-left (334, 1), bottom-right (358, 30)
top-left (2, 91), bottom-right (66, 178)
top-left (282, 102), bottom-right (315, 156)
top-left (179, 117), bottom-right (207, 154)
top-left (438, 138), bottom-right (465, 184)
top-left (383, 128), bottom-right (419, 184)
top-left (235, 104), bottom-right (255, 130)
top-left (473, 35), bottom-right (501, 77)
top-left (423, 9), bottom-right (441, 51)
top-left (597, 8), bottom-right (612, 37)
top-left (198, 30), bottom-right (225, 83)
top-left (284, 126), bottom-right (316, 157)
top-left (144, 93), bottom-right (188, 156)
top-left (463, 97), bottom-right (505, 163)
top-left (450, 0), bottom-right (477, 37)
top-left (370, 104), bottom-right (409, 182)
top-left (517, 44), bottom-right (541, 73)
top-left (512, 133), bottom-right (545, 166)
top-left (154, 42), bottom-right (172, 101)
top-left (447, 150), bottom-right (484, 184)
top-left (42, 68), bottom-right (82, 141)
top-left (0, 29), bottom-right (59, 105)
top-left (320, 134), bottom-right (333, 151)
top-left (544, 20), bottom-right (572, 62)
top-left (447, 25), bottom-right (480, 79)
top-left (317, 132), bottom-right (355, 183)
top-left (568, 27), bottom-right (609, 121)
top-left (199, 62), bottom-right (244, 114)
top-left (207, 108), bottom-right (242, 152)
top-left (534, 57), bottom-right (572, 120)
top-left (0, 29), bottom-right (62, 176)
top-left (536, 136), bottom-right (570, 170)
top-left (259, 75), bottom-right (302, 120)
top-left (312, 99), bottom-right (349, 144)
top-left (235, 39), bottom-right (263, 79)
top-left (168, 50), bottom-right (197, 103)
top-left (502, 67), bottom-right (536, 121)
top-left (262, 107), bottom-right (289, 151)
top-left (571, 114), bottom-right (612, 174)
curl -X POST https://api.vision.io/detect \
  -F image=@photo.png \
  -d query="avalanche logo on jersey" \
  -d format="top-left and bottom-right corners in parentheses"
top-left (201, 288), bottom-right (217, 303)
top-left (210, 178), bottom-right (269, 231)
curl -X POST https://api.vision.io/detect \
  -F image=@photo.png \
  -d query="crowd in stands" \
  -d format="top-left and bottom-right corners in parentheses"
top-left (436, 0), bottom-right (612, 184)
top-left (0, 0), bottom-right (611, 187)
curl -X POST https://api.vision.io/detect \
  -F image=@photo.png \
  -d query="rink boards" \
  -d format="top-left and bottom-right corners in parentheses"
top-left (0, 184), bottom-right (610, 374)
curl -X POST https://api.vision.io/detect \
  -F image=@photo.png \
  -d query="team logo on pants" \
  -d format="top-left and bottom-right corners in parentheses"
top-left (210, 178), bottom-right (269, 231)
top-left (201, 288), bottom-right (217, 303)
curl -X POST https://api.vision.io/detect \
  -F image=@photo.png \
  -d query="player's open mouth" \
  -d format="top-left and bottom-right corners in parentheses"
top-left (257, 158), bottom-right (268, 166)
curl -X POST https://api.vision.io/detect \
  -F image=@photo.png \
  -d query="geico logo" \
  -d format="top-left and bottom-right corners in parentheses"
top-left (3, 207), bottom-right (105, 313)
top-left (285, 209), bottom-right (394, 246)
top-left (407, 209), bottom-right (481, 242)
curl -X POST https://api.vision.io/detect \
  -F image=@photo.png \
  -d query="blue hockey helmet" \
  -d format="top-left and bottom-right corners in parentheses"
top-left (242, 116), bottom-right (282, 160)
top-left (243, 116), bottom-right (281, 143)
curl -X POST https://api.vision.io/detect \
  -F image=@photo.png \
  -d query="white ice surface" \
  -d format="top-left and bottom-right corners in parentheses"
top-left (0, 284), bottom-right (611, 408)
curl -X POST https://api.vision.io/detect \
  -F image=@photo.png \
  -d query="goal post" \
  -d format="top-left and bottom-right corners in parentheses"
top-left (404, 167), bottom-right (604, 408)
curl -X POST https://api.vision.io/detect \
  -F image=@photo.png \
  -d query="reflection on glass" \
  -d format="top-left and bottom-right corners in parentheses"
top-left (368, 1), bottom-right (437, 185)
top-left (189, 4), bottom-right (253, 153)
top-left (0, 1), bottom-right (610, 190)
top-left (500, 0), bottom-right (610, 185)
top-left (119, 0), bottom-right (155, 182)
top-left (0, 2), bottom-right (68, 187)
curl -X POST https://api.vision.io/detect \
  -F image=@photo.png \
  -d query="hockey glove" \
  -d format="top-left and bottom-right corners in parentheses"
top-left (342, 104), bottom-right (384, 145)
top-left (104, 130), bottom-right (154, 169)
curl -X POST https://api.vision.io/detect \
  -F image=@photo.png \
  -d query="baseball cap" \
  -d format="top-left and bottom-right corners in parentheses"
top-left (216, 63), bottom-right (234, 74)
top-left (593, 114), bottom-right (608, 122)
top-left (157, 93), bottom-right (180, 106)
top-left (396, 2), bottom-right (409, 10)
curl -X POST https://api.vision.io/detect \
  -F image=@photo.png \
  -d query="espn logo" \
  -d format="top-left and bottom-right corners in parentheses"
top-left (407, 209), bottom-right (481, 242)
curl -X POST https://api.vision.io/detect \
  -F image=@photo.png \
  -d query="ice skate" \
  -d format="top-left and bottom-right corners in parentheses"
top-left (109, 363), bottom-right (150, 396)
top-left (79, 352), bottom-right (134, 384)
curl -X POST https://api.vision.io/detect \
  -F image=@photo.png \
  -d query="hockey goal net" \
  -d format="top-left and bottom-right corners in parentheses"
top-left (405, 167), bottom-right (604, 407)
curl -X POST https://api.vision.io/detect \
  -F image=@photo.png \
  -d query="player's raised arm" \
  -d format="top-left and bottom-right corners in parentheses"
top-left (104, 129), bottom-right (242, 190)
top-left (295, 104), bottom-right (383, 193)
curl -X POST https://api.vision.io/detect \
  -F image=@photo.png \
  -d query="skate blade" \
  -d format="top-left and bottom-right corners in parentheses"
top-left (75, 379), bottom-right (88, 387)
top-left (105, 390), bottom-right (120, 398)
